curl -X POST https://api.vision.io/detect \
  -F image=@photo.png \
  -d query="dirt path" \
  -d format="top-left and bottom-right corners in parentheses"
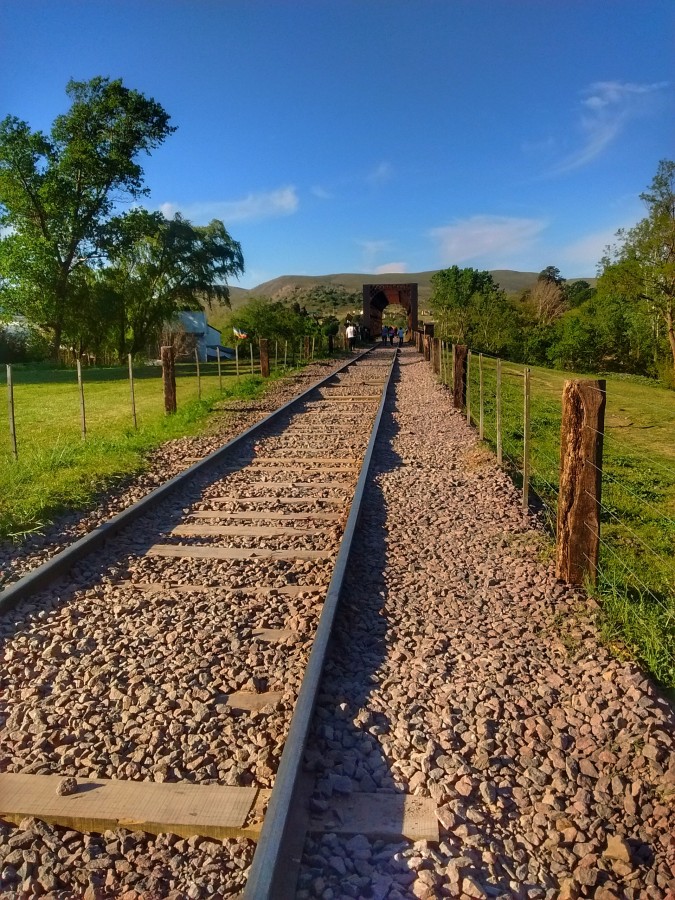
top-left (296, 347), bottom-right (675, 899)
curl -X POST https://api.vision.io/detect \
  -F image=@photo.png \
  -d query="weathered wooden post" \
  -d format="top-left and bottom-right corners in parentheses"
top-left (235, 344), bottom-right (240, 380)
top-left (161, 345), bottom-right (177, 414)
top-left (452, 344), bottom-right (467, 410)
top-left (6, 364), bottom-right (17, 460)
top-left (275, 340), bottom-right (279, 368)
top-left (216, 347), bottom-right (223, 392)
top-left (76, 358), bottom-right (87, 441)
top-left (466, 350), bottom-right (472, 425)
top-left (522, 367), bottom-right (531, 510)
top-left (479, 353), bottom-right (484, 440)
top-left (311, 336), bottom-right (316, 360)
top-left (128, 354), bottom-right (137, 430)
top-left (259, 338), bottom-right (270, 378)
top-left (284, 340), bottom-right (288, 367)
top-left (432, 337), bottom-right (440, 375)
top-left (194, 348), bottom-right (201, 400)
top-left (328, 334), bottom-right (334, 354)
top-left (250, 343), bottom-right (255, 375)
top-left (496, 358), bottom-right (502, 465)
top-left (423, 335), bottom-right (431, 362)
top-left (556, 379), bottom-right (606, 585)
top-left (304, 336), bottom-right (310, 360)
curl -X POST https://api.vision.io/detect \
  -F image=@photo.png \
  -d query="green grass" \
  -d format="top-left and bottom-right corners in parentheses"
top-left (0, 358), bottom-right (313, 545)
top-left (439, 348), bottom-right (675, 687)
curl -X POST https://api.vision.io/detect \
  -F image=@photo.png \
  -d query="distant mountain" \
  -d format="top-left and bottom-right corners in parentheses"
top-left (242, 269), bottom-right (595, 304)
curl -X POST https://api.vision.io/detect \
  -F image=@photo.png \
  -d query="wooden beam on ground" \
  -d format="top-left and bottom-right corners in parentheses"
top-left (189, 511), bottom-right (342, 521)
top-left (204, 496), bottom-right (344, 505)
top-left (115, 581), bottom-right (327, 597)
top-left (252, 627), bottom-right (299, 642)
top-left (252, 457), bottom-right (358, 465)
top-left (0, 773), bottom-right (259, 841)
top-left (171, 524), bottom-right (324, 537)
top-left (146, 545), bottom-right (332, 561)
top-left (308, 793), bottom-right (438, 842)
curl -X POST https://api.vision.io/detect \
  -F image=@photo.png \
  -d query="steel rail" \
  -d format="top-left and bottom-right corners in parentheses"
top-left (0, 348), bottom-right (374, 615)
top-left (243, 348), bottom-right (397, 900)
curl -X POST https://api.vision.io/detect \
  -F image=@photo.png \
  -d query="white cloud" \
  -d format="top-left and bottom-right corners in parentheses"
top-left (367, 161), bottom-right (394, 185)
top-left (429, 215), bottom-right (547, 266)
top-left (159, 186), bottom-right (299, 224)
top-left (551, 80), bottom-right (669, 175)
top-left (374, 262), bottom-right (408, 274)
top-left (359, 239), bottom-right (392, 257)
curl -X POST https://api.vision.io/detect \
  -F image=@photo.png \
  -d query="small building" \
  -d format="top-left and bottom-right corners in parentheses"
top-left (175, 311), bottom-right (234, 362)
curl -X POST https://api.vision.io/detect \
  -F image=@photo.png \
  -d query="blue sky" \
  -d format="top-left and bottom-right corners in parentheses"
top-left (1, 1), bottom-right (673, 288)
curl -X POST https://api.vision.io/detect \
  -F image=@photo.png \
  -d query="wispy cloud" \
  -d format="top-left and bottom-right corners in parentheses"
top-left (429, 215), bottom-right (547, 266)
top-left (311, 185), bottom-right (333, 200)
top-left (374, 262), bottom-right (408, 274)
top-left (367, 161), bottom-right (394, 185)
top-left (551, 80), bottom-right (669, 175)
top-left (159, 186), bottom-right (299, 224)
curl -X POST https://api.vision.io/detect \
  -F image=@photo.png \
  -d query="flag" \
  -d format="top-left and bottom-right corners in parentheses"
top-left (233, 327), bottom-right (248, 340)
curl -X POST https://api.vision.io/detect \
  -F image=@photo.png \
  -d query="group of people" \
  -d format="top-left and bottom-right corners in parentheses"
top-left (381, 324), bottom-right (405, 346)
top-left (344, 322), bottom-right (406, 351)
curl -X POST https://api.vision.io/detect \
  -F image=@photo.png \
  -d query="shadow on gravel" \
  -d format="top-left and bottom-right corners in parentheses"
top-left (296, 359), bottom-right (433, 900)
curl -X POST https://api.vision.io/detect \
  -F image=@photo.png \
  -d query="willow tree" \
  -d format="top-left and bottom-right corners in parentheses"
top-left (0, 77), bottom-right (175, 357)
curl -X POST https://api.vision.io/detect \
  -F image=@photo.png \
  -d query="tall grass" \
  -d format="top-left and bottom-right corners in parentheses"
top-left (448, 348), bottom-right (675, 687)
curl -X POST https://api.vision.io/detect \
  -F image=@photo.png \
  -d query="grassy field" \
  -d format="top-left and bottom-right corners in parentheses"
top-left (441, 348), bottom-right (675, 688)
top-left (0, 358), bottom-right (304, 544)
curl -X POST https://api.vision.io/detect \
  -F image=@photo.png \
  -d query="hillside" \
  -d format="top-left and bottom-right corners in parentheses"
top-left (206, 269), bottom-right (595, 331)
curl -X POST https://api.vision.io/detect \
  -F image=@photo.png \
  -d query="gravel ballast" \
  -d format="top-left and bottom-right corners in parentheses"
top-left (296, 347), bottom-right (675, 900)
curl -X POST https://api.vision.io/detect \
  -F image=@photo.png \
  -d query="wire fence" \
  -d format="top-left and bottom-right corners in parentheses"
top-left (1, 335), bottom-right (339, 463)
top-left (433, 337), bottom-right (675, 686)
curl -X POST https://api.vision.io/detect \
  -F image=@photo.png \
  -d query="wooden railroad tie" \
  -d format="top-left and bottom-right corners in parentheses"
top-left (204, 496), bottom-right (344, 505)
top-left (0, 774), bottom-right (438, 843)
top-left (146, 545), bottom-right (333, 561)
top-left (188, 510), bottom-right (342, 521)
top-left (171, 524), bottom-right (325, 538)
top-left (115, 581), bottom-right (328, 598)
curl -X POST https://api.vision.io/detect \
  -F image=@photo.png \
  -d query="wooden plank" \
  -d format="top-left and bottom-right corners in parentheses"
top-left (189, 511), bottom-right (342, 521)
top-left (252, 457), bottom-right (358, 465)
top-left (208, 481), bottom-right (350, 489)
top-left (0, 773), bottom-right (258, 840)
top-left (171, 524), bottom-right (324, 537)
top-left (146, 545), bottom-right (332, 561)
top-left (308, 794), bottom-right (438, 842)
top-left (205, 496), bottom-right (344, 505)
top-left (218, 691), bottom-right (283, 710)
top-left (115, 581), bottom-right (327, 597)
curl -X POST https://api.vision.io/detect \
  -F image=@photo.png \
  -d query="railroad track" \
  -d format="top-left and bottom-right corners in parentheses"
top-left (0, 347), bottom-right (407, 899)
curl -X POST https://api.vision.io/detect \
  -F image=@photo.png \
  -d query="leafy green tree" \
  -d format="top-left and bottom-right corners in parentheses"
top-left (0, 77), bottom-right (175, 357)
top-left (598, 159), bottom-right (675, 376)
top-left (102, 209), bottom-right (243, 358)
top-left (430, 266), bottom-right (499, 342)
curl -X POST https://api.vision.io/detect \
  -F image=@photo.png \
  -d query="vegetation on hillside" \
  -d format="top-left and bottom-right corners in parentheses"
top-left (428, 160), bottom-right (675, 388)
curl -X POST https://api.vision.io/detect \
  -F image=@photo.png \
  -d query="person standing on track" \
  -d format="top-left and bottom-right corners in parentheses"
top-left (381, 324), bottom-right (388, 345)
top-left (398, 326), bottom-right (405, 346)
top-left (346, 322), bottom-right (357, 352)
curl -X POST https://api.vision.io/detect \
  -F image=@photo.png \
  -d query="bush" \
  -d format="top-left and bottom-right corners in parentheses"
top-left (0, 323), bottom-right (50, 363)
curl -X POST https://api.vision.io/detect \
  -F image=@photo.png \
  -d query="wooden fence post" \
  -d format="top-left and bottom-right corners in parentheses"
top-left (556, 379), bottom-right (606, 585)
top-left (6, 364), bottom-right (17, 460)
top-left (161, 345), bottom-right (177, 414)
top-left (250, 343), bottom-right (255, 375)
top-left (259, 338), bottom-right (270, 378)
top-left (194, 348), bottom-right (201, 400)
top-left (76, 358), bottom-right (87, 441)
top-left (216, 347), bottom-right (222, 392)
top-left (284, 340), bottom-right (288, 366)
top-left (275, 340), bottom-right (279, 368)
top-left (304, 336), bottom-right (310, 360)
top-left (466, 350), bottom-right (472, 425)
top-left (452, 344), bottom-right (467, 410)
top-left (522, 367), bottom-right (531, 510)
top-left (479, 353), bottom-right (484, 440)
top-left (311, 336), bottom-right (316, 360)
top-left (496, 358), bottom-right (502, 465)
top-left (423, 335), bottom-right (431, 362)
top-left (432, 337), bottom-right (440, 375)
top-left (235, 344), bottom-right (240, 380)
top-left (128, 354), bottom-right (137, 430)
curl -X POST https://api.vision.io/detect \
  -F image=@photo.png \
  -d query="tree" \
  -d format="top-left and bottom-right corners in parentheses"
top-left (429, 266), bottom-right (499, 342)
top-left (102, 210), bottom-right (244, 358)
top-left (598, 159), bottom-right (675, 376)
top-left (0, 77), bottom-right (175, 357)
